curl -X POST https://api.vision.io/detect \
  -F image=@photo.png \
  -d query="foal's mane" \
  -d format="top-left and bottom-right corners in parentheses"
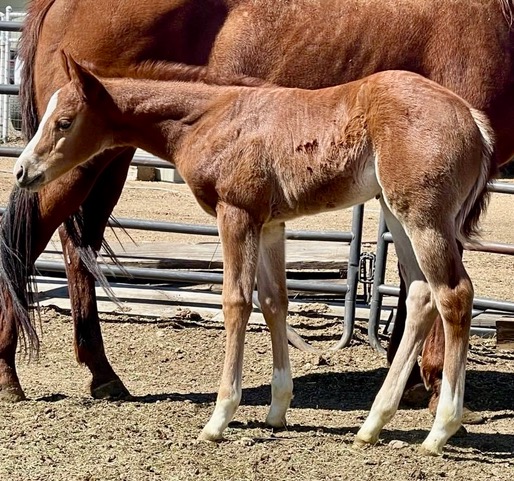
top-left (89, 60), bottom-right (271, 89)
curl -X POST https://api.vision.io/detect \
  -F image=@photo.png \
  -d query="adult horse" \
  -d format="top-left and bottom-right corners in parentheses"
top-left (2, 0), bottom-right (512, 411)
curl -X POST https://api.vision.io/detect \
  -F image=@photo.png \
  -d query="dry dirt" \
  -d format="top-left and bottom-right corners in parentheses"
top-left (0, 157), bottom-right (512, 481)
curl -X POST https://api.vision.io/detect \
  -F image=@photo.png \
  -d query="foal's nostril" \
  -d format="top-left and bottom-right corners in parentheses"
top-left (15, 164), bottom-right (26, 182)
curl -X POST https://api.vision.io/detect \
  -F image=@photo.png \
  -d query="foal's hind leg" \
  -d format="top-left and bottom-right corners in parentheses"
top-left (256, 223), bottom-right (293, 428)
top-left (387, 275), bottom-right (426, 403)
top-left (199, 204), bottom-right (260, 441)
top-left (58, 148), bottom-right (134, 400)
top-left (415, 233), bottom-right (473, 455)
top-left (356, 205), bottom-right (473, 455)
top-left (355, 206), bottom-right (439, 447)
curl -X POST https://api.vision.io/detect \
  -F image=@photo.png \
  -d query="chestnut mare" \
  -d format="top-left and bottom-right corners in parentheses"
top-left (1, 0), bottom-right (512, 409)
top-left (14, 55), bottom-right (494, 454)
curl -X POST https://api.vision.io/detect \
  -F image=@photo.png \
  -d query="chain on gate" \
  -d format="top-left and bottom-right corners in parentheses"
top-left (358, 251), bottom-right (376, 304)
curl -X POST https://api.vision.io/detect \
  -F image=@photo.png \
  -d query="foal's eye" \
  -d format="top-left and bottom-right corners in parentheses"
top-left (57, 119), bottom-right (73, 131)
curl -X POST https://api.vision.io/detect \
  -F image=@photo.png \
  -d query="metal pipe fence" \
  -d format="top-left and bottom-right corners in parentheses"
top-left (31, 208), bottom-right (364, 347)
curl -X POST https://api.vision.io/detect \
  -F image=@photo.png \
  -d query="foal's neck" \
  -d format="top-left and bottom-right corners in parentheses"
top-left (104, 78), bottom-right (228, 161)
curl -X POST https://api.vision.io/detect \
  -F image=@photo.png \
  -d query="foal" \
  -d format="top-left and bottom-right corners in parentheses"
top-left (14, 57), bottom-right (493, 455)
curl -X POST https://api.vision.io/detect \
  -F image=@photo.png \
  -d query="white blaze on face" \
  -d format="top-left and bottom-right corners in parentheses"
top-left (13, 89), bottom-right (61, 175)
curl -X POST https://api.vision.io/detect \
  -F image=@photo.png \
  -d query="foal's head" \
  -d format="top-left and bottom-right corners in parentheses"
top-left (14, 53), bottom-right (116, 191)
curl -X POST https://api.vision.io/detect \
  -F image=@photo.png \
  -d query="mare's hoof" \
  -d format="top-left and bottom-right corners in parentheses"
top-left (91, 379), bottom-right (131, 400)
top-left (401, 383), bottom-right (430, 407)
top-left (461, 407), bottom-right (484, 425)
top-left (0, 384), bottom-right (26, 402)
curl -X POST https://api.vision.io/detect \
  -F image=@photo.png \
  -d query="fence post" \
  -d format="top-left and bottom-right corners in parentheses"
top-left (368, 211), bottom-right (388, 354)
top-left (331, 203), bottom-right (364, 349)
top-left (1, 7), bottom-right (11, 142)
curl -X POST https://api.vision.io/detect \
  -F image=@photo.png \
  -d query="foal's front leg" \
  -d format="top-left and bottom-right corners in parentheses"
top-left (256, 223), bottom-right (293, 428)
top-left (199, 204), bottom-right (260, 441)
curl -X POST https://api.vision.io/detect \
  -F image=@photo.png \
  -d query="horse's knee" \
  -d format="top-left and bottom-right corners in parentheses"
top-left (258, 292), bottom-right (288, 320)
top-left (222, 297), bottom-right (253, 326)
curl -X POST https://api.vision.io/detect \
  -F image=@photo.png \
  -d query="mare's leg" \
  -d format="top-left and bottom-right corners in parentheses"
top-left (256, 222), bottom-right (293, 428)
top-left (58, 148), bottom-right (134, 399)
top-left (0, 296), bottom-right (23, 401)
top-left (420, 317), bottom-right (445, 414)
top-left (0, 149), bottom-right (131, 401)
top-left (355, 205), bottom-right (439, 447)
top-left (199, 204), bottom-right (260, 441)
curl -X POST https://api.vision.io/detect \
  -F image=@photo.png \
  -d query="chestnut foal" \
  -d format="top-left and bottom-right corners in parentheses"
top-left (14, 58), bottom-right (493, 455)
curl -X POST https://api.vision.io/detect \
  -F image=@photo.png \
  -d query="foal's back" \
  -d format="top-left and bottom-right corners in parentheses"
top-left (179, 70), bottom-right (488, 223)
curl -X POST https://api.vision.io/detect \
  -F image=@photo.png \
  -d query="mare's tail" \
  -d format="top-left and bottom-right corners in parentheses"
top-left (0, 0), bottom-right (58, 354)
top-left (455, 108), bottom-right (497, 244)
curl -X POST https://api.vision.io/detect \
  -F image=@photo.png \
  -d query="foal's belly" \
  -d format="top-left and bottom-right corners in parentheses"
top-left (185, 148), bottom-right (381, 223)
top-left (270, 175), bottom-right (381, 223)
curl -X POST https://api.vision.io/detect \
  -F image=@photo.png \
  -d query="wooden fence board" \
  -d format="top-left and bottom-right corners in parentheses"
top-left (497, 320), bottom-right (514, 350)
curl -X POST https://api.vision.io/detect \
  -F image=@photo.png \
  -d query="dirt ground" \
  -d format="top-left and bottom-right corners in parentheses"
top-left (0, 157), bottom-right (512, 480)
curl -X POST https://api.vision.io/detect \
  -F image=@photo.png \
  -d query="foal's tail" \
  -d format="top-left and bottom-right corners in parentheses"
top-left (455, 108), bottom-right (496, 244)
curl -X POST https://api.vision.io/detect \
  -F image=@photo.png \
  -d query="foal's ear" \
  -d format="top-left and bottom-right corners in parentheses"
top-left (60, 50), bottom-right (105, 101)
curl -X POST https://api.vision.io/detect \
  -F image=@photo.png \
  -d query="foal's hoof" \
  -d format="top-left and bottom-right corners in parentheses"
top-left (461, 407), bottom-right (484, 425)
top-left (418, 443), bottom-right (443, 457)
top-left (353, 434), bottom-right (377, 450)
top-left (0, 383), bottom-right (26, 402)
top-left (91, 379), bottom-right (131, 400)
top-left (265, 413), bottom-right (287, 430)
top-left (197, 429), bottom-right (223, 443)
